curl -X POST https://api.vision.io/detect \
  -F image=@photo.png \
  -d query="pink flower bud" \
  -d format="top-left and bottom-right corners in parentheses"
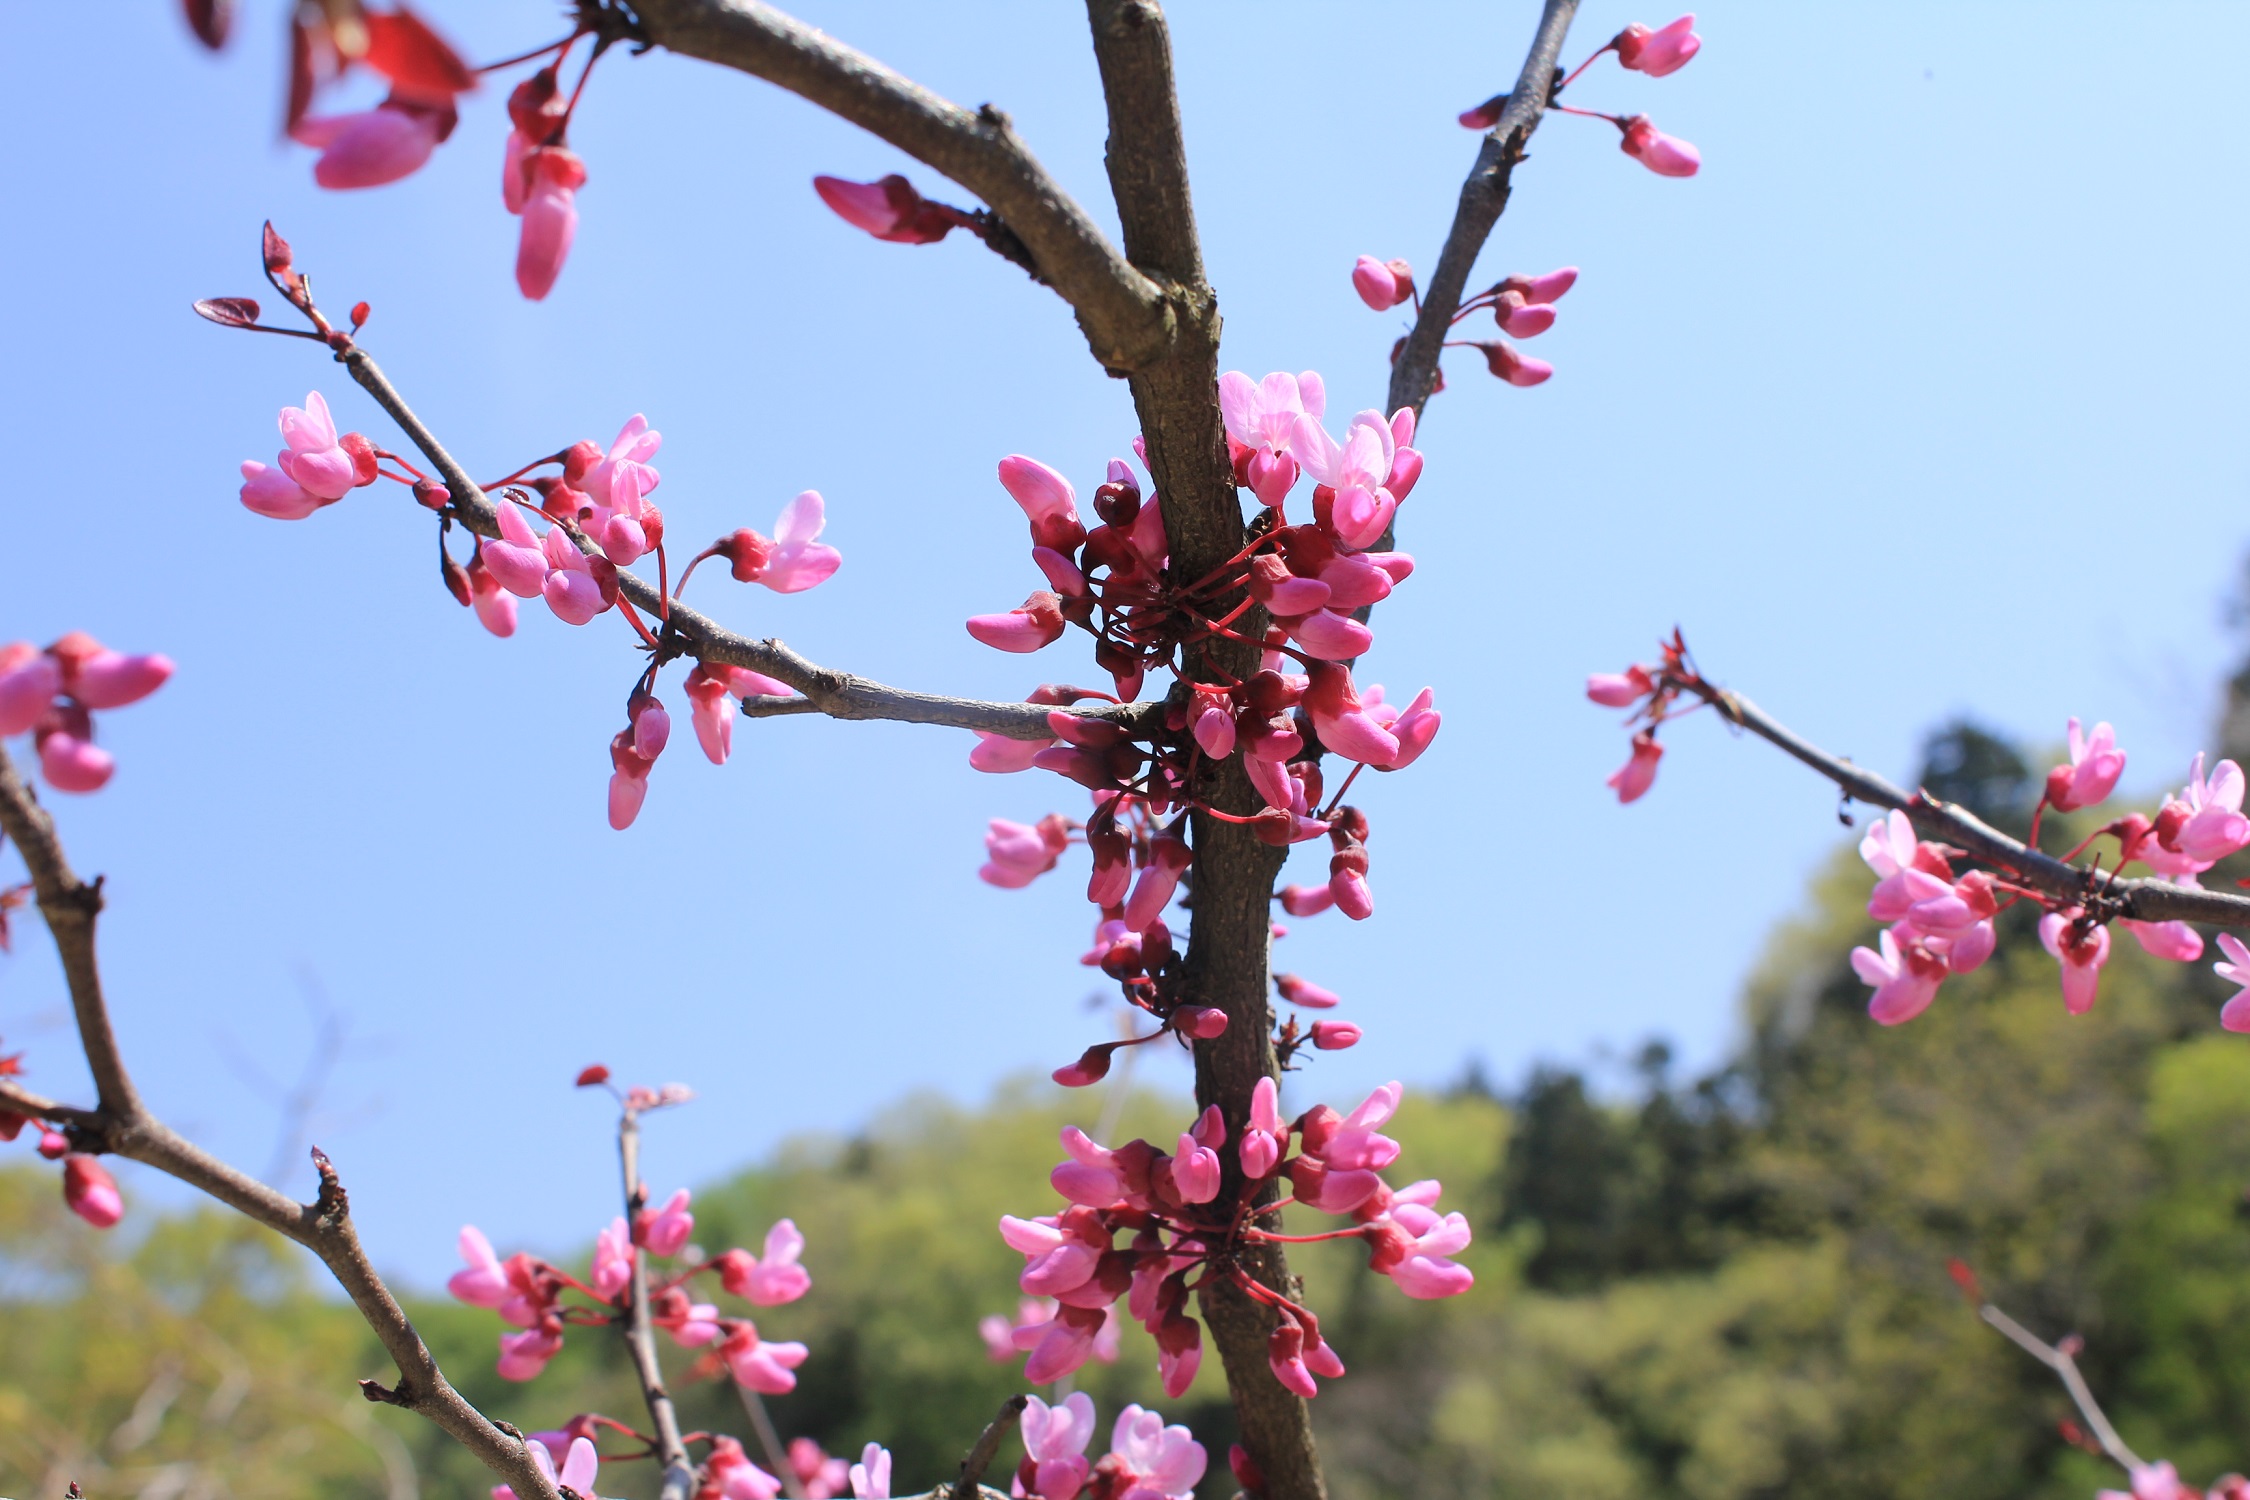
top-left (1620, 115), bottom-right (1701, 177)
top-left (1615, 15), bottom-right (1701, 77)
top-left (1278, 883), bottom-right (1335, 918)
top-left (1607, 732), bottom-right (1663, 803)
top-left (1586, 665), bottom-right (1655, 707)
top-left (967, 593), bottom-right (1068, 654)
top-left (515, 147), bottom-right (587, 301)
top-left (1351, 256), bottom-right (1414, 311)
top-left (812, 173), bottom-right (967, 244)
top-left (1493, 291), bottom-right (1556, 338)
top-left (1475, 339), bottom-right (1554, 387)
top-left (1275, 973), bottom-right (1340, 1010)
top-left (1174, 1006), bottom-right (1229, 1039)
top-left (63, 1155), bottom-right (123, 1229)
top-left (1311, 1020), bottom-right (1362, 1050)
top-left (1458, 92), bottom-right (1509, 130)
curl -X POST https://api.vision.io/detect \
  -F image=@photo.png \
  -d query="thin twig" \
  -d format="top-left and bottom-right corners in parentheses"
top-left (617, 1108), bottom-right (699, 1500)
top-left (1675, 672), bottom-right (2250, 929)
top-left (1977, 1303), bottom-right (2143, 1472)
top-left (731, 1381), bottom-right (806, 1500)
top-left (0, 744), bottom-right (560, 1500)
top-left (329, 346), bottom-right (1163, 745)
top-left (949, 1395), bottom-right (1027, 1500)
top-left (1385, 0), bottom-right (1582, 423)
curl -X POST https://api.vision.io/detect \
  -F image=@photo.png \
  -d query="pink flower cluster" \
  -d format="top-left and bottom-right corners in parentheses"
top-left (997, 1080), bottom-right (1472, 1401)
top-left (446, 1195), bottom-right (813, 1389)
top-left (1006, 1394), bottom-right (1207, 1500)
top-left (1, 1041), bottom-right (124, 1229)
top-left (1458, 14), bottom-right (1702, 178)
top-left (0, 632), bottom-right (173, 794)
top-left (1353, 263), bottom-right (1579, 388)
top-left (238, 390), bottom-right (381, 521)
top-left (1592, 646), bottom-right (2250, 1034)
top-left (2100, 1461), bottom-right (2250, 1500)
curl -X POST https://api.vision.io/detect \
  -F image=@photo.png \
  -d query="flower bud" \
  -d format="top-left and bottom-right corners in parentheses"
top-left (1311, 1020), bottom-right (1362, 1050)
top-left (63, 1154), bottom-right (123, 1229)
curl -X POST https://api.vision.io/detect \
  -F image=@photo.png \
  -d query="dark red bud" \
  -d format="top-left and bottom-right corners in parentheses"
top-left (340, 432), bottom-right (382, 487)
top-left (1252, 808), bottom-right (1299, 846)
top-left (413, 479), bottom-right (451, 511)
top-left (1331, 806), bottom-right (1370, 843)
top-left (350, 300), bottom-right (371, 330)
top-left (1296, 1104), bottom-right (1342, 1154)
top-left (561, 440), bottom-right (603, 485)
top-left (1230, 1444), bottom-right (1267, 1497)
top-left (1093, 479), bottom-right (1141, 527)
top-left (262, 221), bottom-right (295, 277)
top-left (587, 556), bottom-right (620, 609)
top-left (2043, 764), bottom-right (2076, 809)
top-left (441, 552), bottom-right (472, 607)
top-left (2154, 802), bottom-right (2189, 851)
top-left (1363, 1220), bottom-right (1413, 1273)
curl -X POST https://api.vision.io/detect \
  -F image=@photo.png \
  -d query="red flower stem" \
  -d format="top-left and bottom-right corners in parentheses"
top-left (1244, 1227), bottom-right (1371, 1245)
top-left (1320, 762), bottom-right (1366, 818)
top-left (615, 598), bottom-right (663, 652)
top-left (476, 34), bottom-right (578, 74)
top-left (1557, 43), bottom-right (1615, 91)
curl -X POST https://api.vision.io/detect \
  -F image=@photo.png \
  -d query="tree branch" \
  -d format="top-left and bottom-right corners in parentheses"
top-left (0, 743), bottom-right (560, 1500)
top-left (1385, 0), bottom-right (1581, 423)
top-left (624, 0), bottom-right (1178, 373)
top-left (1670, 670), bottom-right (2250, 928)
top-left (616, 1110), bottom-right (698, 1500)
top-left (334, 346), bottom-right (1164, 743)
top-left (1976, 1301), bottom-right (2143, 1472)
top-left (948, 1394), bottom-right (1026, 1500)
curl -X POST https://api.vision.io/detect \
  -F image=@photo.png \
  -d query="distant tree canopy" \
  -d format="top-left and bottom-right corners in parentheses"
top-left (7, 719), bottom-right (2250, 1500)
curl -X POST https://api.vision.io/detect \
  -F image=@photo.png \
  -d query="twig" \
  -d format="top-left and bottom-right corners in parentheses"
top-left (0, 744), bottom-right (560, 1500)
top-left (731, 1380), bottom-right (806, 1500)
top-left (328, 346), bottom-right (1164, 746)
top-left (1674, 672), bottom-right (2250, 929)
top-left (1977, 1302), bottom-right (2143, 1472)
top-left (617, 1107), bottom-right (699, 1500)
top-left (950, 1395), bottom-right (1027, 1500)
top-left (625, 0), bottom-right (1176, 373)
top-left (1385, 0), bottom-right (1582, 423)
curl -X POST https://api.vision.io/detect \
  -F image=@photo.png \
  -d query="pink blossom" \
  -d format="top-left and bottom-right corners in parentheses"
top-left (448, 1225), bottom-right (514, 1308)
top-left (1124, 829), bottom-right (1194, 929)
top-left (2038, 909), bottom-right (2111, 1015)
top-left (1620, 116), bottom-right (1701, 177)
top-left (37, 708), bottom-right (114, 794)
top-left (543, 521), bottom-right (611, 626)
top-left (1219, 370), bottom-right (1325, 509)
top-left (1107, 1405), bottom-right (1206, 1500)
top-left (635, 1188), bottom-right (695, 1257)
top-left (1860, 809), bottom-right (1954, 922)
top-left (1607, 732), bottom-right (1663, 803)
top-left (1171, 1107), bottom-right (1225, 1205)
top-left (1586, 664), bottom-right (1654, 707)
top-left (967, 592), bottom-right (1067, 654)
top-left (2121, 916), bottom-right (2204, 963)
top-left (591, 1217), bottom-right (634, 1300)
top-left (1320, 1082), bottom-right (1403, 1172)
top-left (495, 1434), bottom-right (599, 1500)
top-left (2098, 1463), bottom-right (2198, 1500)
top-left (1305, 662), bottom-right (1400, 768)
top-left (1351, 256), bottom-right (1414, 311)
top-left (681, 663), bottom-right (794, 766)
top-left (716, 1218), bottom-right (813, 1306)
top-left (1615, 15), bottom-right (1701, 76)
top-left (62, 1155), bottom-right (123, 1229)
top-left (727, 492), bottom-right (844, 593)
top-left (497, 1321), bottom-right (565, 1381)
top-left (655, 1289), bottom-right (724, 1349)
top-left (1020, 1392), bottom-right (1096, 1500)
top-left (701, 1437), bottom-right (783, 1500)
top-left (294, 102), bottom-right (451, 188)
top-left (1242, 1079), bottom-right (1286, 1178)
top-left (1023, 1303), bottom-right (1109, 1383)
top-left (469, 555), bottom-right (518, 637)
top-left (720, 1321), bottom-right (810, 1394)
top-left (1367, 685), bottom-right (1441, 769)
top-left (2045, 718), bottom-right (2126, 811)
top-left (578, 415), bottom-right (664, 563)
top-left (1850, 927), bottom-right (1948, 1026)
top-left (1275, 973), bottom-right (1340, 1010)
top-left (1311, 1020), bottom-right (1362, 1050)
top-left (516, 147), bottom-right (587, 301)
top-left (847, 1443), bottom-right (892, 1500)
top-left (971, 730), bottom-right (1051, 773)
top-left (1293, 410), bottom-right (1399, 551)
top-left (2153, 754), bottom-right (2250, 867)
top-left (240, 391), bottom-right (365, 518)
top-left (997, 455), bottom-right (1088, 555)
top-left (2215, 933), bottom-right (2250, 1033)
top-left (1278, 884), bottom-right (1335, 918)
top-left (1492, 291), bottom-right (1555, 338)
top-left (1375, 1200), bottom-right (1475, 1299)
top-left (981, 815), bottom-right (1069, 889)
top-left (0, 650), bottom-right (61, 737)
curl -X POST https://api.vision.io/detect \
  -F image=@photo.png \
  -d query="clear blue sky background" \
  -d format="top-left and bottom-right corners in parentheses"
top-left (2, 2), bottom-right (2244, 1285)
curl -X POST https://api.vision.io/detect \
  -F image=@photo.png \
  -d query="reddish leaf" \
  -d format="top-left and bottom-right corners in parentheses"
top-left (364, 8), bottom-right (475, 103)
top-left (286, 13), bottom-right (317, 135)
top-left (192, 297), bottom-right (261, 327)
top-left (262, 221), bottom-right (294, 277)
top-left (575, 1064), bottom-right (611, 1088)
top-left (1945, 1257), bottom-right (1982, 1303)
top-left (349, 300), bottom-right (371, 329)
top-left (182, 0), bottom-right (234, 49)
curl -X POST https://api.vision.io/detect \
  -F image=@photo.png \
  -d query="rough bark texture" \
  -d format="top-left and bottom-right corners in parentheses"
top-left (1085, 3), bottom-right (1324, 1496)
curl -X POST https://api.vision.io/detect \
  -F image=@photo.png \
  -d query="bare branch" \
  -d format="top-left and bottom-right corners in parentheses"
top-left (1385, 0), bottom-right (1582, 422)
top-left (617, 1109), bottom-right (698, 1500)
top-left (949, 1394), bottom-right (1027, 1500)
top-left (1977, 1302), bottom-right (2143, 1472)
top-left (626, 0), bottom-right (1177, 373)
top-left (0, 743), bottom-right (560, 1500)
top-left (333, 347), bottom-right (1164, 745)
top-left (1673, 671), bottom-right (2250, 929)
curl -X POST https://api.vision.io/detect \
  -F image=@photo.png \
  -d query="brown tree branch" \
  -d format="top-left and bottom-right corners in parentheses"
top-left (1385, 0), bottom-right (1582, 423)
top-left (0, 744), bottom-right (561, 1500)
top-left (1079, 5), bottom-right (1323, 1497)
top-left (336, 347), bottom-right (1164, 744)
top-left (616, 1109), bottom-right (699, 1500)
top-left (948, 1394), bottom-right (1026, 1500)
top-left (623, 0), bottom-right (1178, 374)
top-left (1672, 671), bottom-right (2250, 928)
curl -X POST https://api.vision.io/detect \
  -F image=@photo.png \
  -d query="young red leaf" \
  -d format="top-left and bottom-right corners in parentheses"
top-left (262, 221), bottom-right (294, 277)
top-left (575, 1064), bottom-right (611, 1087)
top-left (364, 8), bottom-right (476, 103)
top-left (192, 297), bottom-right (261, 327)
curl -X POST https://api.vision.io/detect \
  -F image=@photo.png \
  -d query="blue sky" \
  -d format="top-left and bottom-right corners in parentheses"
top-left (2, 1), bottom-right (2244, 1285)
